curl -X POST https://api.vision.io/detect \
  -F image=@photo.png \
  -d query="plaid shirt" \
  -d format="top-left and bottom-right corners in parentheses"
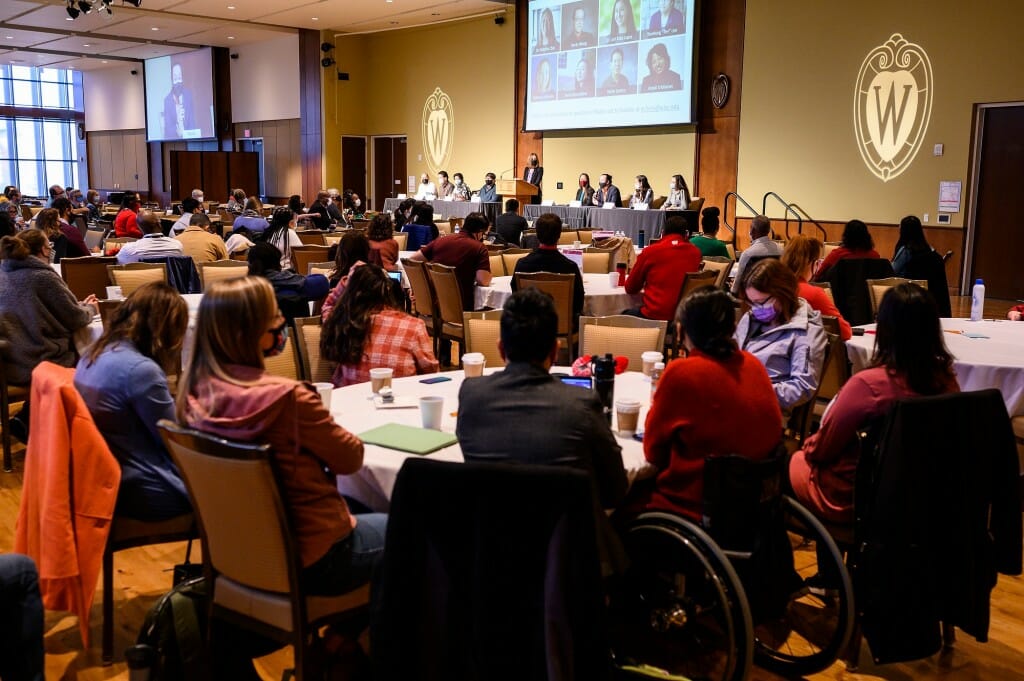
top-left (332, 308), bottom-right (439, 386)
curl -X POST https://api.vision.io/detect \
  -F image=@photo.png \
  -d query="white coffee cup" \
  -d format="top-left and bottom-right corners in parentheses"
top-left (615, 399), bottom-right (642, 437)
top-left (573, 240), bottom-right (582, 248)
top-left (313, 382), bottom-right (333, 409)
top-left (462, 352), bottom-right (486, 378)
top-left (419, 396), bottom-right (444, 430)
top-left (106, 285), bottom-right (124, 300)
top-left (641, 351), bottom-right (664, 376)
top-left (607, 271), bottom-right (619, 287)
top-left (369, 367), bottom-right (393, 394)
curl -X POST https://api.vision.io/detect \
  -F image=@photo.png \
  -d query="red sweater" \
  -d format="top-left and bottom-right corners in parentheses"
top-left (641, 348), bottom-right (782, 521)
top-left (113, 208), bottom-right (143, 239)
top-left (625, 235), bottom-right (702, 320)
top-left (798, 280), bottom-right (852, 340)
top-left (813, 246), bottom-right (879, 281)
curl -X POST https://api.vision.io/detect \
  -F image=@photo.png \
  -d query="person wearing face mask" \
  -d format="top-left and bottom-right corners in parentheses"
top-left (478, 172), bottom-right (498, 203)
top-left (734, 259), bottom-right (827, 411)
top-left (414, 173), bottom-right (437, 201)
top-left (731, 214), bottom-right (783, 296)
top-left (436, 171), bottom-right (454, 200)
top-left (451, 173), bottom-right (472, 202)
top-left (162, 62), bottom-right (196, 140)
top-left (575, 173), bottom-right (596, 205)
top-left (592, 173), bottom-right (621, 207)
top-left (113, 191), bottom-right (145, 238)
top-left (662, 173), bottom-right (691, 211)
top-left (628, 174), bottom-right (654, 208)
top-left (522, 153), bottom-right (543, 204)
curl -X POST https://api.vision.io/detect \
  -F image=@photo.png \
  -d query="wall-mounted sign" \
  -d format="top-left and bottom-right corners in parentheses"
top-left (854, 34), bottom-right (933, 182)
top-left (421, 87), bottom-right (454, 175)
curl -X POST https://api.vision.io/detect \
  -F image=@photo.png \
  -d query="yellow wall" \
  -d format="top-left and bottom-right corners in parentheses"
top-left (738, 0), bottom-right (1024, 228)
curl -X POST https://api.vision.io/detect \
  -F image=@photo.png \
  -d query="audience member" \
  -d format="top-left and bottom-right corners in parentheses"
top-left (393, 197), bottom-right (415, 229)
top-left (5, 201), bottom-right (22, 229)
top-left (172, 197), bottom-right (199, 234)
top-left (790, 283), bottom-right (959, 524)
top-left (85, 189), bottom-right (101, 221)
top-left (175, 212), bottom-right (228, 265)
top-left (191, 188), bottom-right (205, 205)
top-left (52, 197), bottom-right (90, 260)
top-left (263, 206), bottom-right (303, 271)
top-left (731, 214), bottom-right (782, 295)
top-left (494, 198), bottom-right (527, 245)
top-left (287, 194), bottom-right (305, 214)
top-left (662, 173), bottom-right (691, 211)
top-left (511, 212), bottom-right (584, 327)
top-left (117, 211), bottom-right (184, 263)
top-left (0, 210), bottom-right (15, 239)
top-left (624, 215), bottom-right (702, 320)
top-left (177, 276), bottom-right (381, 597)
top-left (628, 174), bottom-right (654, 208)
top-left (813, 219), bottom-right (880, 281)
top-left (401, 201), bottom-right (439, 251)
top-left (321, 232), bottom-right (371, 319)
top-left (224, 226), bottom-right (256, 257)
top-left (689, 206), bottom-right (731, 258)
top-left (631, 287), bottom-right (781, 521)
top-left (781, 235), bottom-right (852, 340)
top-left (891, 215), bottom-right (952, 317)
top-left (478, 172), bottom-right (498, 202)
top-left (113, 191), bottom-right (144, 239)
top-left (0, 185), bottom-right (20, 204)
top-left (231, 198), bottom-right (270, 235)
top-left (45, 184), bottom-right (65, 208)
top-left (325, 188), bottom-right (345, 222)
top-left (0, 554), bottom-right (44, 681)
top-left (304, 191), bottom-right (333, 231)
top-left (247, 242), bottom-right (330, 323)
top-left (225, 188), bottom-right (247, 214)
top-left (367, 213), bottom-right (400, 271)
top-left (320, 264), bottom-right (437, 387)
top-left (735, 259), bottom-right (827, 410)
top-left (75, 282), bottom-right (192, 521)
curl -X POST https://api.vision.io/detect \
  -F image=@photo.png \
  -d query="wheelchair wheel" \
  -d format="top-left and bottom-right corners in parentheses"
top-left (751, 496), bottom-right (854, 676)
top-left (611, 512), bottom-right (753, 681)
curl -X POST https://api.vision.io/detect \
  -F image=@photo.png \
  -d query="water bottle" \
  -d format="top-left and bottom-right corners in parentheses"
top-left (638, 228), bottom-right (646, 248)
top-left (970, 278), bottom-right (985, 321)
top-left (650, 361), bottom-right (665, 397)
top-left (592, 353), bottom-right (616, 424)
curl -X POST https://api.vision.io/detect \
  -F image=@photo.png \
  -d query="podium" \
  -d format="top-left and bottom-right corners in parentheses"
top-left (497, 179), bottom-right (538, 214)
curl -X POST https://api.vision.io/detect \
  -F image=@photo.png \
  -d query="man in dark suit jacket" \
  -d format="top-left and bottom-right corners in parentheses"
top-left (456, 287), bottom-right (626, 517)
top-left (162, 62), bottom-right (196, 140)
top-left (593, 173), bottom-right (622, 207)
top-left (494, 198), bottom-right (527, 245)
top-left (511, 212), bottom-right (585, 327)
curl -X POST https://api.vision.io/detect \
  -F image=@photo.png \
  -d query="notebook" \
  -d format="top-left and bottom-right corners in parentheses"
top-left (358, 423), bottom-right (458, 455)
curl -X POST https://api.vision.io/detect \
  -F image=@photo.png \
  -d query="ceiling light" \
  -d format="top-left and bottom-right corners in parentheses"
top-left (227, 4), bottom-right (235, 8)
top-left (5, 36), bottom-right (13, 40)
top-left (311, 16), bottom-right (319, 21)
top-left (150, 26), bottom-right (159, 31)
top-left (227, 35), bottom-right (235, 40)
top-left (82, 43), bottom-right (91, 47)
top-left (101, 60), bottom-right (108, 63)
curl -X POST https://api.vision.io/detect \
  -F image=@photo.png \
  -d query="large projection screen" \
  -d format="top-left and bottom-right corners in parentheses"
top-left (524, 0), bottom-right (696, 131)
top-left (144, 48), bottom-right (216, 142)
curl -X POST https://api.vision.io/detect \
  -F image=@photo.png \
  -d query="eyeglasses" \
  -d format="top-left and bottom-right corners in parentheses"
top-left (747, 294), bottom-right (774, 308)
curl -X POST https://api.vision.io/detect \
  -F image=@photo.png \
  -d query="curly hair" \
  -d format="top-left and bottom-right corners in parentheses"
top-left (320, 264), bottom-right (399, 365)
top-left (367, 213), bottom-right (393, 242)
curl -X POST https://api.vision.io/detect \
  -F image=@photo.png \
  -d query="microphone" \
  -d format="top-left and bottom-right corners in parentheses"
top-left (499, 167), bottom-right (515, 179)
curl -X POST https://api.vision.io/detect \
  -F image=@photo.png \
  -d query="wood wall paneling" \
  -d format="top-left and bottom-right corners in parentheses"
top-left (170, 150), bottom-right (202, 202)
top-left (228, 151), bottom-right (260, 201)
top-left (86, 130), bottom-right (150, 198)
top-left (299, 29), bottom-right (324, 199)
top-left (514, 0), bottom-right (539, 174)
top-left (202, 151), bottom-right (229, 200)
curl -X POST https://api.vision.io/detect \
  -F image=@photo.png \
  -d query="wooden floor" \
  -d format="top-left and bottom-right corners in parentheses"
top-left (1, 294), bottom-right (1021, 680)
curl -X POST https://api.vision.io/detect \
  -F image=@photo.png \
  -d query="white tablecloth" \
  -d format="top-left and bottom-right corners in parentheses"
top-left (845, 318), bottom-right (1024, 417)
top-left (474, 273), bottom-right (640, 316)
top-left (331, 368), bottom-right (656, 511)
top-left (77, 294), bottom-right (203, 364)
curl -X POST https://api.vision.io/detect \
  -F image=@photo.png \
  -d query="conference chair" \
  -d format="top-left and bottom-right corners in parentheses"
top-left (197, 259), bottom-right (248, 291)
top-left (821, 258), bottom-right (894, 326)
top-left (577, 229), bottom-right (593, 244)
top-left (106, 262), bottom-right (168, 296)
top-left (488, 253), bottom-right (506, 277)
top-left (701, 256), bottom-right (732, 289)
top-left (687, 196), bottom-right (705, 213)
top-left (306, 262), bottom-right (334, 279)
top-left (462, 310), bottom-right (506, 369)
top-left (83, 228), bottom-right (104, 252)
top-left (290, 245), bottom-right (330, 278)
top-left (582, 248), bottom-right (615, 273)
top-left (323, 233), bottom-right (343, 248)
top-left (263, 332), bottom-right (302, 380)
top-left (784, 332), bottom-right (836, 449)
top-left (665, 269), bottom-right (718, 355)
top-left (426, 263), bottom-right (466, 364)
top-left (392, 231), bottom-right (409, 251)
top-left (865, 276), bottom-right (928, 319)
top-left (500, 249), bottom-right (531, 275)
top-left (102, 237), bottom-right (137, 256)
top-left (0, 339), bottom-right (28, 472)
top-left (557, 229), bottom-right (580, 246)
top-left (822, 242), bottom-right (842, 261)
top-left (293, 316), bottom-right (336, 384)
top-left (295, 230), bottom-right (327, 246)
top-left (60, 255), bottom-right (117, 300)
top-left (514, 271), bottom-right (579, 361)
top-left (402, 258), bottom-right (439, 355)
top-left (578, 315), bottom-right (667, 371)
top-left (815, 316), bottom-right (851, 418)
top-left (97, 299), bottom-right (122, 331)
top-left (435, 221), bottom-right (452, 234)
top-left (809, 280), bottom-right (835, 304)
top-left (159, 421), bottom-right (370, 681)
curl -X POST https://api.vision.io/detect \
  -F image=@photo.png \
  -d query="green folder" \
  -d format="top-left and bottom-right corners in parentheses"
top-left (358, 423), bottom-right (458, 455)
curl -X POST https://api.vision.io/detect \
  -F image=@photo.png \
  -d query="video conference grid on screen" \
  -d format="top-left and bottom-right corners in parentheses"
top-left (525, 0), bottom-right (695, 131)
top-left (144, 48), bottom-right (216, 143)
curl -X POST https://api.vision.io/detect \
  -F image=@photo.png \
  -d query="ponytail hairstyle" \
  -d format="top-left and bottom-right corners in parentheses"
top-left (676, 286), bottom-right (739, 359)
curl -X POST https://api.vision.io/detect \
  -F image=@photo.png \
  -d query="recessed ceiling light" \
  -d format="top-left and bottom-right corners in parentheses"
top-left (227, 4), bottom-right (235, 8)
top-left (227, 36), bottom-right (235, 40)
top-left (151, 26), bottom-right (159, 31)
top-left (5, 36), bottom-right (13, 40)
top-left (83, 43), bottom-right (91, 47)
top-left (66, 16), bottom-right (74, 20)
top-left (101, 60), bottom-right (108, 63)
top-left (311, 16), bottom-right (319, 20)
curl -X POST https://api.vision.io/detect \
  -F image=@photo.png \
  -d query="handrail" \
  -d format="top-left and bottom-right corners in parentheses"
top-left (785, 202), bottom-right (828, 241)
top-left (762, 192), bottom-right (802, 240)
top-left (723, 191), bottom-right (760, 249)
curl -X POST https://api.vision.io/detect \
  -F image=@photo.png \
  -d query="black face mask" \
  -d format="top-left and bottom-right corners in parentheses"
top-left (485, 179), bottom-right (494, 185)
top-left (263, 322), bottom-right (288, 358)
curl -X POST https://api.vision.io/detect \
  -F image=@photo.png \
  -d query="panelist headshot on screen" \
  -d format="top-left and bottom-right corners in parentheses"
top-left (603, 0), bottom-right (639, 44)
top-left (163, 62), bottom-right (196, 140)
top-left (645, 0), bottom-right (685, 37)
top-left (532, 57), bottom-right (556, 100)
top-left (573, 53), bottom-right (596, 96)
top-left (598, 46), bottom-right (635, 96)
top-left (640, 42), bottom-right (682, 92)
top-left (534, 7), bottom-right (561, 53)
top-left (564, 3), bottom-right (597, 49)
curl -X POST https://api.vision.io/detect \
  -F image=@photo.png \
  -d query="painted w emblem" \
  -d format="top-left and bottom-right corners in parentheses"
top-left (854, 34), bottom-right (933, 182)
top-left (421, 88), bottom-right (454, 175)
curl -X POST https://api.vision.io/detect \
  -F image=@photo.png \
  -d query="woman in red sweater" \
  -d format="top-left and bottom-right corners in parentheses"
top-left (112, 191), bottom-right (144, 239)
top-left (638, 287), bottom-right (782, 521)
top-left (812, 219), bottom-right (879, 281)
top-left (781, 235), bottom-right (852, 340)
top-left (790, 283), bottom-right (959, 524)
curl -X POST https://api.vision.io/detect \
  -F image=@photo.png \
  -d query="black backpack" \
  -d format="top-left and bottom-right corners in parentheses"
top-left (129, 576), bottom-right (209, 681)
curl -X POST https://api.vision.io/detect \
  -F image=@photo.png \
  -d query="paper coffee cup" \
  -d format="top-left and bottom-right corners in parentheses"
top-left (615, 399), bottom-right (642, 437)
top-left (607, 271), bottom-right (619, 287)
top-left (420, 395), bottom-right (444, 430)
top-left (462, 352), bottom-right (486, 378)
top-left (641, 351), bottom-right (664, 376)
top-left (369, 367), bottom-right (393, 394)
top-left (313, 382), bottom-right (333, 409)
top-left (106, 285), bottom-right (124, 300)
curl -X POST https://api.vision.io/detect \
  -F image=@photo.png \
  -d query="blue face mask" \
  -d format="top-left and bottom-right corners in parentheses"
top-left (751, 303), bottom-right (777, 323)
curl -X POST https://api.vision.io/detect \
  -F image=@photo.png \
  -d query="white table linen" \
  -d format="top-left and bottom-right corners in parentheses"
top-left (474, 273), bottom-right (640, 316)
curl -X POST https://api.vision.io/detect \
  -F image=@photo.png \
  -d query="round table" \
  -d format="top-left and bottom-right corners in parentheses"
top-left (474, 274), bottom-right (640, 317)
top-left (330, 368), bottom-right (657, 511)
top-left (77, 293), bottom-right (203, 363)
top-left (845, 318), bottom-right (1024, 417)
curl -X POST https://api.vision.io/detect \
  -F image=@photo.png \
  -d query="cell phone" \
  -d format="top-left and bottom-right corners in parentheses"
top-left (560, 376), bottom-right (593, 389)
top-left (387, 271), bottom-right (403, 282)
top-left (852, 328), bottom-right (865, 336)
top-left (419, 376), bottom-right (452, 384)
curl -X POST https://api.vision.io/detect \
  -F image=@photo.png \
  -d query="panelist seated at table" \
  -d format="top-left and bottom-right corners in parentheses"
top-left (117, 211), bottom-right (185, 264)
top-left (735, 259), bottom-right (827, 411)
top-left (414, 174), bottom-right (437, 201)
top-left (511, 212), bottom-right (585, 328)
top-left (790, 284), bottom-right (960, 525)
top-left (178, 277), bottom-right (382, 597)
top-left (320, 265), bottom-right (438, 387)
top-left (451, 173), bottom-right (473, 202)
top-left (436, 171), bottom-right (454, 200)
top-left (575, 173), bottom-right (596, 205)
top-left (75, 282), bottom-right (193, 521)
top-left (624, 215), bottom-right (702, 321)
top-left (592, 173), bottom-right (621, 207)
top-left (627, 288), bottom-right (782, 522)
top-left (662, 174), bottom-right (691, 211)
top-left (477, 173), bottom-right (499, 203)
top-left (628, 174), bottom-right (654, 208)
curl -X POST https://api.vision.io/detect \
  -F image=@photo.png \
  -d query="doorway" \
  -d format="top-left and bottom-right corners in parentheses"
top-left (371, 136), bottom-right (407, 212)
top-left (966, 103), bottom-right (1024, 300)
top-left (236, 138), bottom-right (265, 198)
top-left (342, 136), bottom-right (367, 208)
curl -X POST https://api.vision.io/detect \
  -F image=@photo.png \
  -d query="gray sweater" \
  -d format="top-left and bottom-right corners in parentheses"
top-left (0, 256), bottom-right (93, 385)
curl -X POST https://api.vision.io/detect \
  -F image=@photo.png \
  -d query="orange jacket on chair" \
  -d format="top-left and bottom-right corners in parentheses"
top-left (14, 361), bottom-right (121, 646)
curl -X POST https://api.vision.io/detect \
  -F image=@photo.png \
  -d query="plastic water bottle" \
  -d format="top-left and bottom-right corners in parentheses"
top-left (970, 278), bottom-right (985, 321)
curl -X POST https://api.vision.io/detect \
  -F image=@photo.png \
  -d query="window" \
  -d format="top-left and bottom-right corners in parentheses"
top-left (0, 65), bottom-right (81, 197)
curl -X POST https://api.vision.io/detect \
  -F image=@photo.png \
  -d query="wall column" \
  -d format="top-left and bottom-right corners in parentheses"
top-left (299, 28), bottom-right (324, 199)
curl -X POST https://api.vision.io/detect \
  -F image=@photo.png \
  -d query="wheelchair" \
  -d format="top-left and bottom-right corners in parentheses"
top-left (610, 451), bottom-right (854, 680)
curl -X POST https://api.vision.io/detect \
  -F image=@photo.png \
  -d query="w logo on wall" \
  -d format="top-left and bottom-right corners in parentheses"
top-left (854, 34), bottom-right (933, 182)
top-left (422, 87), bottom-right (454, 175)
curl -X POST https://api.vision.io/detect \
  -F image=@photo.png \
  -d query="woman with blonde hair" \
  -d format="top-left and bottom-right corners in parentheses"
top-left (75, 282), bottom-right (191, 520)
top-left (177, 277), bottom-right (384, 596)
top-left (781, 234), bottom-right (852, 340)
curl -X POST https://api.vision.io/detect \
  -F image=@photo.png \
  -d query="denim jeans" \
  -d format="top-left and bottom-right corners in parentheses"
top-left (301, 513), bottom-right (388, 596)
top-left (0, 554), bottom-right (44, 681)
